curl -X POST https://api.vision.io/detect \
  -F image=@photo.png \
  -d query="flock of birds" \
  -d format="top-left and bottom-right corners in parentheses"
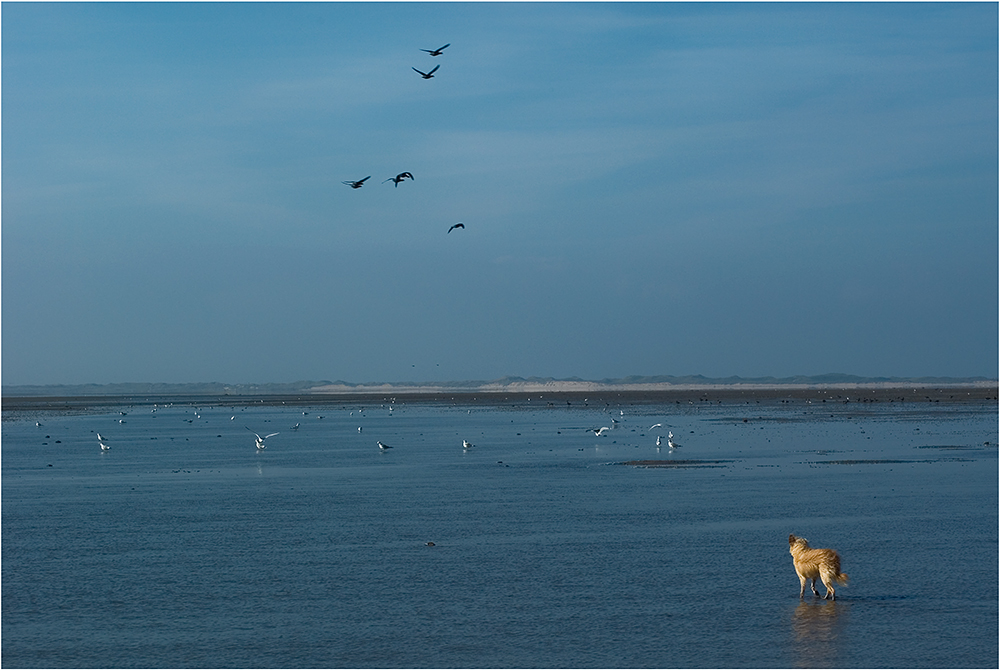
top-left (340, 43), bottom-right (465, 235)
top-left (590, 421), bottom-right (680, 450)
top-left (92, 406), bottom-right (681, 454)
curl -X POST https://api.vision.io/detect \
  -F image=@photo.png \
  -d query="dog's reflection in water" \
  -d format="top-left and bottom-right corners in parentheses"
top-left (791, 600), bottom-right (848, 668)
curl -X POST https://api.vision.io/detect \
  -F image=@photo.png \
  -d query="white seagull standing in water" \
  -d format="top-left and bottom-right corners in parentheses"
top-left (463, 440), bottom-right (474, 450)
top-left (247, 427), bottom-right (279, 450)
top-left (99, 437), bottom-right (110, 451)
top-left (377, 441), bottom-right (392, 451)
top-left (667, 431), bottom-right (679, 449)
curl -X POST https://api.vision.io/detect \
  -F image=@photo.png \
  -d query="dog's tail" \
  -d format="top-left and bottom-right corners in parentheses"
top-left (834, 572), bottom-right (849, 585)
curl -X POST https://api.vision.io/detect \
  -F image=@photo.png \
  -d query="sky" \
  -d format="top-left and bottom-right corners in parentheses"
top-left (2, 2), bottom-right (997, 386)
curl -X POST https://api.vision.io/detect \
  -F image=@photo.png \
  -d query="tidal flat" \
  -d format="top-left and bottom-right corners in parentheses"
top-left (3, 387), bottom-right (996, 668)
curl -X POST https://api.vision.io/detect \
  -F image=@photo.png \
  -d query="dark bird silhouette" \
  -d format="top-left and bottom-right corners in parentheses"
top-left (447, 223), bottom-right (465, 233)
top-left (383, 172), bottom-right (415, 187)
top-left (342, 176), bottom-right (371, 189)
top-left (421, 44), bottom-right (450, 56)
top-left (412, 65), bottom-right (440, 79)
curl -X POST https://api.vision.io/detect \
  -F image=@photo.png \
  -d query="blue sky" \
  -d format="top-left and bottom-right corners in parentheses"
top-left (3, 2), bottom-right (997, 385)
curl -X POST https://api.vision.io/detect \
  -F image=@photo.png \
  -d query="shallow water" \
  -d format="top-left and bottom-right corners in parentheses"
top-left (3, 396), bottom-right (997, 668)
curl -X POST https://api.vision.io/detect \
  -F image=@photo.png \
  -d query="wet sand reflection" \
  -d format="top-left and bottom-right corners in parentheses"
top-left (791, 600), bottom-right (848, 668)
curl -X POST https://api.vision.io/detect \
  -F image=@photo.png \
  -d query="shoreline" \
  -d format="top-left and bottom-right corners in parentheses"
top-left (3, 383), bottom-right (996, 413)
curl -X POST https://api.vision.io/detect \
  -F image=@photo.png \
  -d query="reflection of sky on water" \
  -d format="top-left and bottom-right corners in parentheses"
top-left (2, 398), bottom-right (995, 668)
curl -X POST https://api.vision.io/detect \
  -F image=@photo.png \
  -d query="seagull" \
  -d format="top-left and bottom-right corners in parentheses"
top-left (649, 423), bottom-right (662, 431)
top-left (447, 222), bottom-right (465, 233)
top-left (667, 431), bottom-right (679, 449)
top-left (291, 423), bottom-right (300, 430)
top-left (97, 433), bottom-right (107, 442)
top-left (383, 172), bottom-right (414, 187)
top-left (412, 64), bottom-right (440, 79)
top-left (590, 427), bottom-right (611, 436)
top-left (656, 436), bottom-right (663, 447)
top-left (463, 440), bottom-right (474, 449)
top-left (342, 176), bottom-right (371, 189)
top-left (420, 44), bottom-right (450, 56)
top-left (100, 441), bottom-right (110, 451)
top-left (247, 427), bottom-right (279, 450)
top-left (377, 441), bottom-right (392, 450)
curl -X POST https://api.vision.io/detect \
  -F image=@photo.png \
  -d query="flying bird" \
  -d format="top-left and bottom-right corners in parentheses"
top-left (421, 44), bottom-right (450, 56)
top-left (412, 65), bottom-right (440, 79)
top-left (590, 427), bottom-right (611, 436)
top-left (342, 176), bottom-right (371, 189)
top-left (383, 172), bottom-right (414, 187)
top-left (447, 223), bottom-right (465, 233)
top-left (246, 427), bottom-right (279, 450)
top-left (649, 423), bottom-right (662, 431)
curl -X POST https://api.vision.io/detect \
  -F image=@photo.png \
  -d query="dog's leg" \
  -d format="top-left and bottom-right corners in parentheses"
top-left (810, 578), bottom-right (820, 597)
top-left (798, 575), bottom-right (807, 599)
top-left (820, 572), bottom-right (835, 600)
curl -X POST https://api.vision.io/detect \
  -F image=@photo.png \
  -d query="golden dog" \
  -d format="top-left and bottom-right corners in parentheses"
top-left (788, 534), bottom-right (849, 600)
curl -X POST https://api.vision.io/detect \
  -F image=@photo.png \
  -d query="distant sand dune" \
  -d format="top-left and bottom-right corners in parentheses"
top-left (3, 375), bottom-right (995, 398)
top-left (306, 379), bottom-right (997, 396)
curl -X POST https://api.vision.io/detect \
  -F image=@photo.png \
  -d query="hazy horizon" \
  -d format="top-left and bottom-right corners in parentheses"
top-left (4, 371), bottom-right (995, 396)
top-left (4, 3), bottom-right (997, 386)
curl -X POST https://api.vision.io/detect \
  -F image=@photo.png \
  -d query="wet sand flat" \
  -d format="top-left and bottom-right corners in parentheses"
top-left (2, 390), bottom-right (996, 668)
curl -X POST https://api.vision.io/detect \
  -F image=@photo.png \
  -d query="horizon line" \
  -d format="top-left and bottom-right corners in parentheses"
top-left (3, 373), bottom-right (997, 397)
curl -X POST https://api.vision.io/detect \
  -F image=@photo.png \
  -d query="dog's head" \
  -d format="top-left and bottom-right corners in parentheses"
top-left (788, 534), bottom-right (809, 551)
